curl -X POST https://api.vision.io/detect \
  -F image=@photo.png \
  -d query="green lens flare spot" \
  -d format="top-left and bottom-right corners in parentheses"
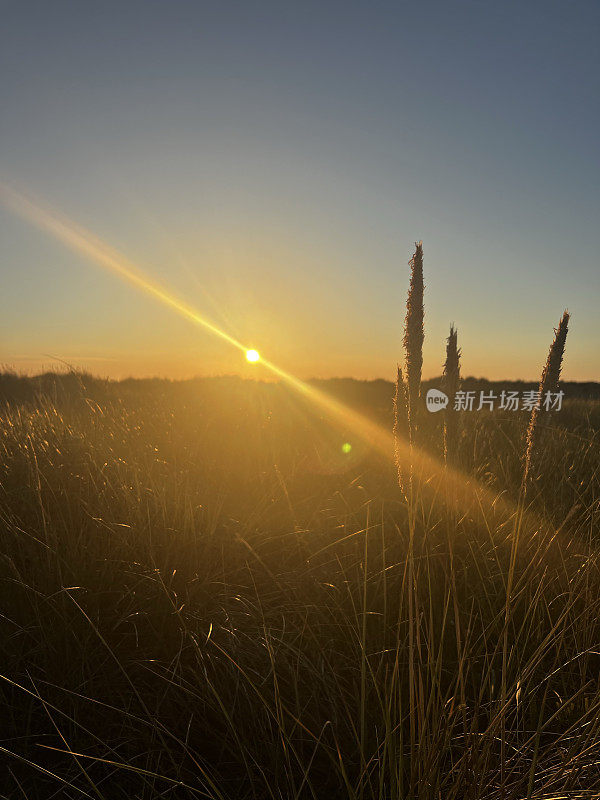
top-left (342, 442), bottom-right (352, 454)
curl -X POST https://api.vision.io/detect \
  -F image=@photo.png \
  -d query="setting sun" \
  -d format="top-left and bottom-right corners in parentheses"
top-left (245, 349), bottom-right (260, 363)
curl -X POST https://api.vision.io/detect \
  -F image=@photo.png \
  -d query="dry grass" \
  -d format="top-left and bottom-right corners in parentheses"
top-left (403, 242), bottom-right (424, 447)
top-left (0, 242), bottom-right (594, 798)
top-left (443, 324), bottom-right (461, 464)
top-left (524, 311), bottom-right (570, 488)
top-left (0, 374), bottom-right (599, 799)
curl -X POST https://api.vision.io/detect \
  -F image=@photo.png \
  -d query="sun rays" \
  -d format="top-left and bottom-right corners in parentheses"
top-left (0, 180), bottom-right (543, 536)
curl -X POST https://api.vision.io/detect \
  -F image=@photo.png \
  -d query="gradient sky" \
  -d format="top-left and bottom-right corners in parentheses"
top-left (1, 0), bottom-right (598, 381)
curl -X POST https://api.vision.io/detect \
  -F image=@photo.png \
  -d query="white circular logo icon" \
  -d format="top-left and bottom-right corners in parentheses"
top-left (426, 388), bottom-right (449, 412)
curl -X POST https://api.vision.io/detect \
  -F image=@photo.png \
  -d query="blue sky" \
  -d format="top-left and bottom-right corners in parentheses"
top-left (1, 0), bottom-right (598, 380)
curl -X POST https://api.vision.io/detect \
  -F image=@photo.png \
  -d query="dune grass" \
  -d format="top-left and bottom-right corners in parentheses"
top-left (0, 376), bottom-right (599, 799)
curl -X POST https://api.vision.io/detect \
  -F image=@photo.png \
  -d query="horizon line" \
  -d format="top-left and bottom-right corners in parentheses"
top-left (0, 368), bottom-right (598, 387)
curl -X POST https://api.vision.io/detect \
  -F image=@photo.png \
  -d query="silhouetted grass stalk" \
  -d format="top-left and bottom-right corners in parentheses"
top-left (523, 310), bottom-right (570, 488)
top-left (443, 324), bottom-right (461, 464)
top-left (398, 242), bottom-right (425, 501)
top-left (403, 242), bottom-right (424, 447)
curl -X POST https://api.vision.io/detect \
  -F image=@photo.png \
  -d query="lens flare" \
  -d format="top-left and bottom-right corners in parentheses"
top-left (0, 181), bottom-right (546, 538)
top-left (0, 183), bottom-right (248, 357)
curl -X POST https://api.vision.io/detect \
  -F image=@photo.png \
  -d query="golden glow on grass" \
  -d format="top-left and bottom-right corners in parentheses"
top-left (0, 183), bottom-right (392, 464)
top-left (0, 182), bottom-right (543, 536)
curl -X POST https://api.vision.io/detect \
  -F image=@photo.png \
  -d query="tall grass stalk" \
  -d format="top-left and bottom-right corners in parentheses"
top-left (523, 310), bottom-right (570, 488)
top-left (403, 241), bottom-right (424, 446)
top-left (443, 324), bottom-right (461, 464)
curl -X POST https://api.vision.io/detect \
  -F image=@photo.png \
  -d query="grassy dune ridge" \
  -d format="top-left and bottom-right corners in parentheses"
top-left (1, 373), bottom-right (599, 798)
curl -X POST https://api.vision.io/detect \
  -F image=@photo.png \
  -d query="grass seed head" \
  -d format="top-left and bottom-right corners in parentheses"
top-left (443, 324), bottom-right (461, 462)
top-left (403, 241), bottom-right (424, 443)
top-left (524, 310), bottom-right (570, 487)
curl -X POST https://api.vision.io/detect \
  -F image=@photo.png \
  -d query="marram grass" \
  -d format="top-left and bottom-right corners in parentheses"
top-left (443, 323), bottom-right (461, 463)
top-left (403, 241), bottom-right (424, 446)
top-left (0, 249), bottom-right (594, 799)
top-left (0, 380), bottom-right (599, 800)
top-left (524, 310), bottom-right (570, 487)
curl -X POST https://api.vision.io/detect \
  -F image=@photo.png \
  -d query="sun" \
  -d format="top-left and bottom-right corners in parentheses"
top-left (245, 349), bottom-right (260, 363)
